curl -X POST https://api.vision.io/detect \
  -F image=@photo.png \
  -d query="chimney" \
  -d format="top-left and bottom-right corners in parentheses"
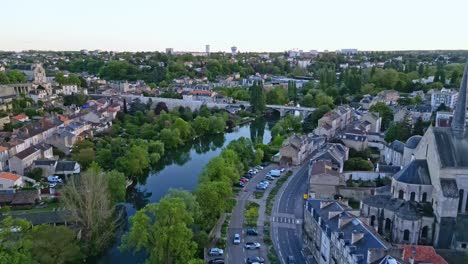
top-left (351, 230), bottom-right (364, 244)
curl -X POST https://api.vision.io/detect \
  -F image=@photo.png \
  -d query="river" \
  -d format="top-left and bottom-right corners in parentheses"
top-left (99, 117), bottom-right (277, 263)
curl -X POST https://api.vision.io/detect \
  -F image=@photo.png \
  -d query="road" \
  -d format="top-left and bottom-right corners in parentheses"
top-left (223, 165), bottom-right (275, 264)
top-left (271, 163), bottom-right (312, 264)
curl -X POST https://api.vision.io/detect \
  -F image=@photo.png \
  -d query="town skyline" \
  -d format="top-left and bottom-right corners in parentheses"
top-left (3, 0), bottom-right (468, 52)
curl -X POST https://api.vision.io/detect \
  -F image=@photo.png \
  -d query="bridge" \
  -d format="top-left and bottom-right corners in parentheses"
top-left (89, 94), bottom-right (316, 119)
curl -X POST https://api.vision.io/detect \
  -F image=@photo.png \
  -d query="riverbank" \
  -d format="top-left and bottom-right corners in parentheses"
top-left (100, 118), bottom-right (276, 263)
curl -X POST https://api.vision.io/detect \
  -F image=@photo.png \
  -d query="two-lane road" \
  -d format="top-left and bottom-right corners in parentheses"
top-left (272, 164), bottom-right (311, 264)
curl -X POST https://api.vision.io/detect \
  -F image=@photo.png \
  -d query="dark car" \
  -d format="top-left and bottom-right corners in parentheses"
top-left (247, 256), bottom-right (265, 264)
top-left (288, 256), bottom-right (295, 264)
top-left (246, 228), bottom-right (258, 236)
top-left (208, 258), bottom-right (225, 264)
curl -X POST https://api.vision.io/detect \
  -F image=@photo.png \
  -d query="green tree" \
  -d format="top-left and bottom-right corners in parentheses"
top-left (173, 118), bottom-right (193, 141)
top-left (0, 216), bottom-right (33, 263)
top-left (116, 145), bottom-right (150, 178)
top-left (106, 170), bottom-right (126, 204)
top-left (195, 181), bottom-right (232, 228)
top-left (27, 225), bottom-right (83, 264)
top-left (301, 94), bottom-right (315, 107)
top-left (159, 128), bottom-right (183, 149)
top-left (287, 81), bottom-right (297, 103)
top-left (344, 158), bottom-right (373, 171)
top-left (61, 165), bottom-right (119, 256)
top-left (192, 116), bottom-right (210, 135)
top-left (369, 102), bottom-right (394, 130)
top-left (385, 121), bottom-right (412, 143)
top-left (249, 81), bottom-right (266, 114)
top-left (266, 86), bottom-right (288, 105)
top-left (121, 196), bottom-right (197, 264)
top-left (72, 147), bottom-right (95, 170)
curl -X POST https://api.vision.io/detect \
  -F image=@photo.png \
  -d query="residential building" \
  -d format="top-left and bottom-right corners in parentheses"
top-left (384, 140), bottom-right (405, 166)
top-left (309, 160), bottom-right (343, 199)
top-left (431, 88), bottom-right (458, 110)
top-left (303, 198), bottom-right (403, 264)
top-left (310, 143), bottom-right (349, 173)
top-left (341, 128), bottom-right (368, 151)
top-left (315, 105), bottom-right (352, 139)
top-left (394, 105), bottom-right (432, 125)
top-left (8, 144), bottom-right (53, 175)
top-left (62, 84), bottom-right (78, 95)
top-left (0, 172), bottom-right (24, 191)
top-left (279, 134), bottom-right (325, 166)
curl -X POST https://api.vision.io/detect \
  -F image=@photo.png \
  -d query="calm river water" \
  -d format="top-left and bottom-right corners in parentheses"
top-left (99, 117), bottom-right (277, 263)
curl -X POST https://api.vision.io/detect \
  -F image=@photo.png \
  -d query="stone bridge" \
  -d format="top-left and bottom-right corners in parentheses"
top-left (89, 94), bottom-right (316, 118)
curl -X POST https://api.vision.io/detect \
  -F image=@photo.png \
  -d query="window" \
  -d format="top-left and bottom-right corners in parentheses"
top-left (0, 184), bottom-right (3, 189)
top-left (399, 190), bottom-right (404, 199)
top-left (385, 218), bottom-right (392, 232)
top-left (462, 243), bottom-right (467, 249)
top-left (403, 230), bottom-right (410, 241)
top-left (422, 192), bottom-right (427, 203)
top-left (410, 192), bottom-right (416, 202)
top-left (421, 226), bottom-right (429, 239)
top-left (371, 215), bottom-right (376, 227)
top-left (459, 189), bottom-right (465, 212)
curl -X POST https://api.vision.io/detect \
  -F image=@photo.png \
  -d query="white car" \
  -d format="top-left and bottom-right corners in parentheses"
top-left (244, 242), bottom-right (261, 249)
top-left (49, 183), bottom-right (57, 188)
top-left (233, 233), bottom-right (241, 244)
top-left (47, 175), bottom-right (62, 183)
top-left (209, 248), bottom-right (224, 256)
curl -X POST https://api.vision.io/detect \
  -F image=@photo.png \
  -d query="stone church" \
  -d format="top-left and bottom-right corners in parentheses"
top-left (361, 61), bottom-right (468, 251)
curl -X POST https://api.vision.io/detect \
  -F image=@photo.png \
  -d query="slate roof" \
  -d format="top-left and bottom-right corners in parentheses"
top-left (33, 159), bottom-right (57, 166)
top-left (362, 195), bottom-right (431, 220)
top-left (389, 140), bottom-right (405, 154)
top-left (394, 160), bottom-right (431, 185)
top-left (440, 179), bottom-right (459, 198)
top-left (432, 127), bottom-right (468, 168)
top-left (405, 135), bottom-right (422, 149)
top-left (306, 199), bottom-right (389, 263)
top-left (14, 146), bottom-right (40, 160)
top-left (56, 161), bottom-right (78, 172)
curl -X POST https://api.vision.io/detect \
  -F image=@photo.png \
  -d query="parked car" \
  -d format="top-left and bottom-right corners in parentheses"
top-left (239, 181), bottom-right (245, 187)
top-left (260, 180), bottom-right (270, 186)
top-left (49, 183), bottom-right (57, 188)
top-left (47, 175), bottom-right (62, 183)
top-left (255, 165), bottom-right (264, 170)
top-left (209, 248), bottom-right (224, 256)
top-left (256, 184), bottom-right (267, 190)
top-left (247, 256), bottom-right (265, 264)
top-left (264, 175), bottom-right (274, 181)
top-left (244, 242), bottom-right (261, 249)
top-left (270, 170), bottom-right (281, 177)
top-left (261, 162), bottom-right (269, 167)
top-left (240, 177), bottom-right (248, 183)
top-left (208, 258), bottom-right (225, 264)
top-left (288, 256), bottom-right (296, 264)
top-left (233, 233), bottom-right (241, 244)
top-left (279, 167), bottom-right (286, 173)
top-left (246, 228), bottom-right (258, 236)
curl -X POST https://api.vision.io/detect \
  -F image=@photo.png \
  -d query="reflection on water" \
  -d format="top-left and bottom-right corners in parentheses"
top-left (100, 117), bottom-right (276, 263)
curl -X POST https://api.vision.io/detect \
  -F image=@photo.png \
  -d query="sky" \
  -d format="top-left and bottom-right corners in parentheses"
top-left (2, 0), bottom-right (468, 52)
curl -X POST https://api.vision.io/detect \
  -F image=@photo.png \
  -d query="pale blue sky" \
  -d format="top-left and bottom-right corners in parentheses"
top-left (2, 0), bottom-right (467, 52)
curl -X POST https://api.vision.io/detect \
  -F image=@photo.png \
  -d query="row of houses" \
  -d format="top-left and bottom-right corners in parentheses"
top-left (0, 97), bottom-right (123, 188)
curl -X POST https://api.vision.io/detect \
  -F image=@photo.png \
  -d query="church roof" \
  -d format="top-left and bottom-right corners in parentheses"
top-left (394, 160), bottom-right (431, 185)
top-left (433, 127), bottom-right (468, 168)
top-left (389, 140), bottom-right (405, 154)
top-left (405, 135), bottom-right (422, 149)
top-left (362, 195), bottom-right (429, 221)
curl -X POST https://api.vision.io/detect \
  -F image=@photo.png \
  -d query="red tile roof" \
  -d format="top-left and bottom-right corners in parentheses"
top-left (12, 114), bottom-right (28, 121)
top-left (400, 245), bottom-right (448, 264)
top-left (0, 172), bottom-right (21, 181)
top-left (189, 90), bottom-right (213, 96)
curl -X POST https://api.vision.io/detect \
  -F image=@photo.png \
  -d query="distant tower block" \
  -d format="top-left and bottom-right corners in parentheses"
top-left (165, 48), bottom-right (173, 55)
top-left (205, 45), bottom-right (210, 55)
top-left (231, 46), bottom-right (237, 56)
